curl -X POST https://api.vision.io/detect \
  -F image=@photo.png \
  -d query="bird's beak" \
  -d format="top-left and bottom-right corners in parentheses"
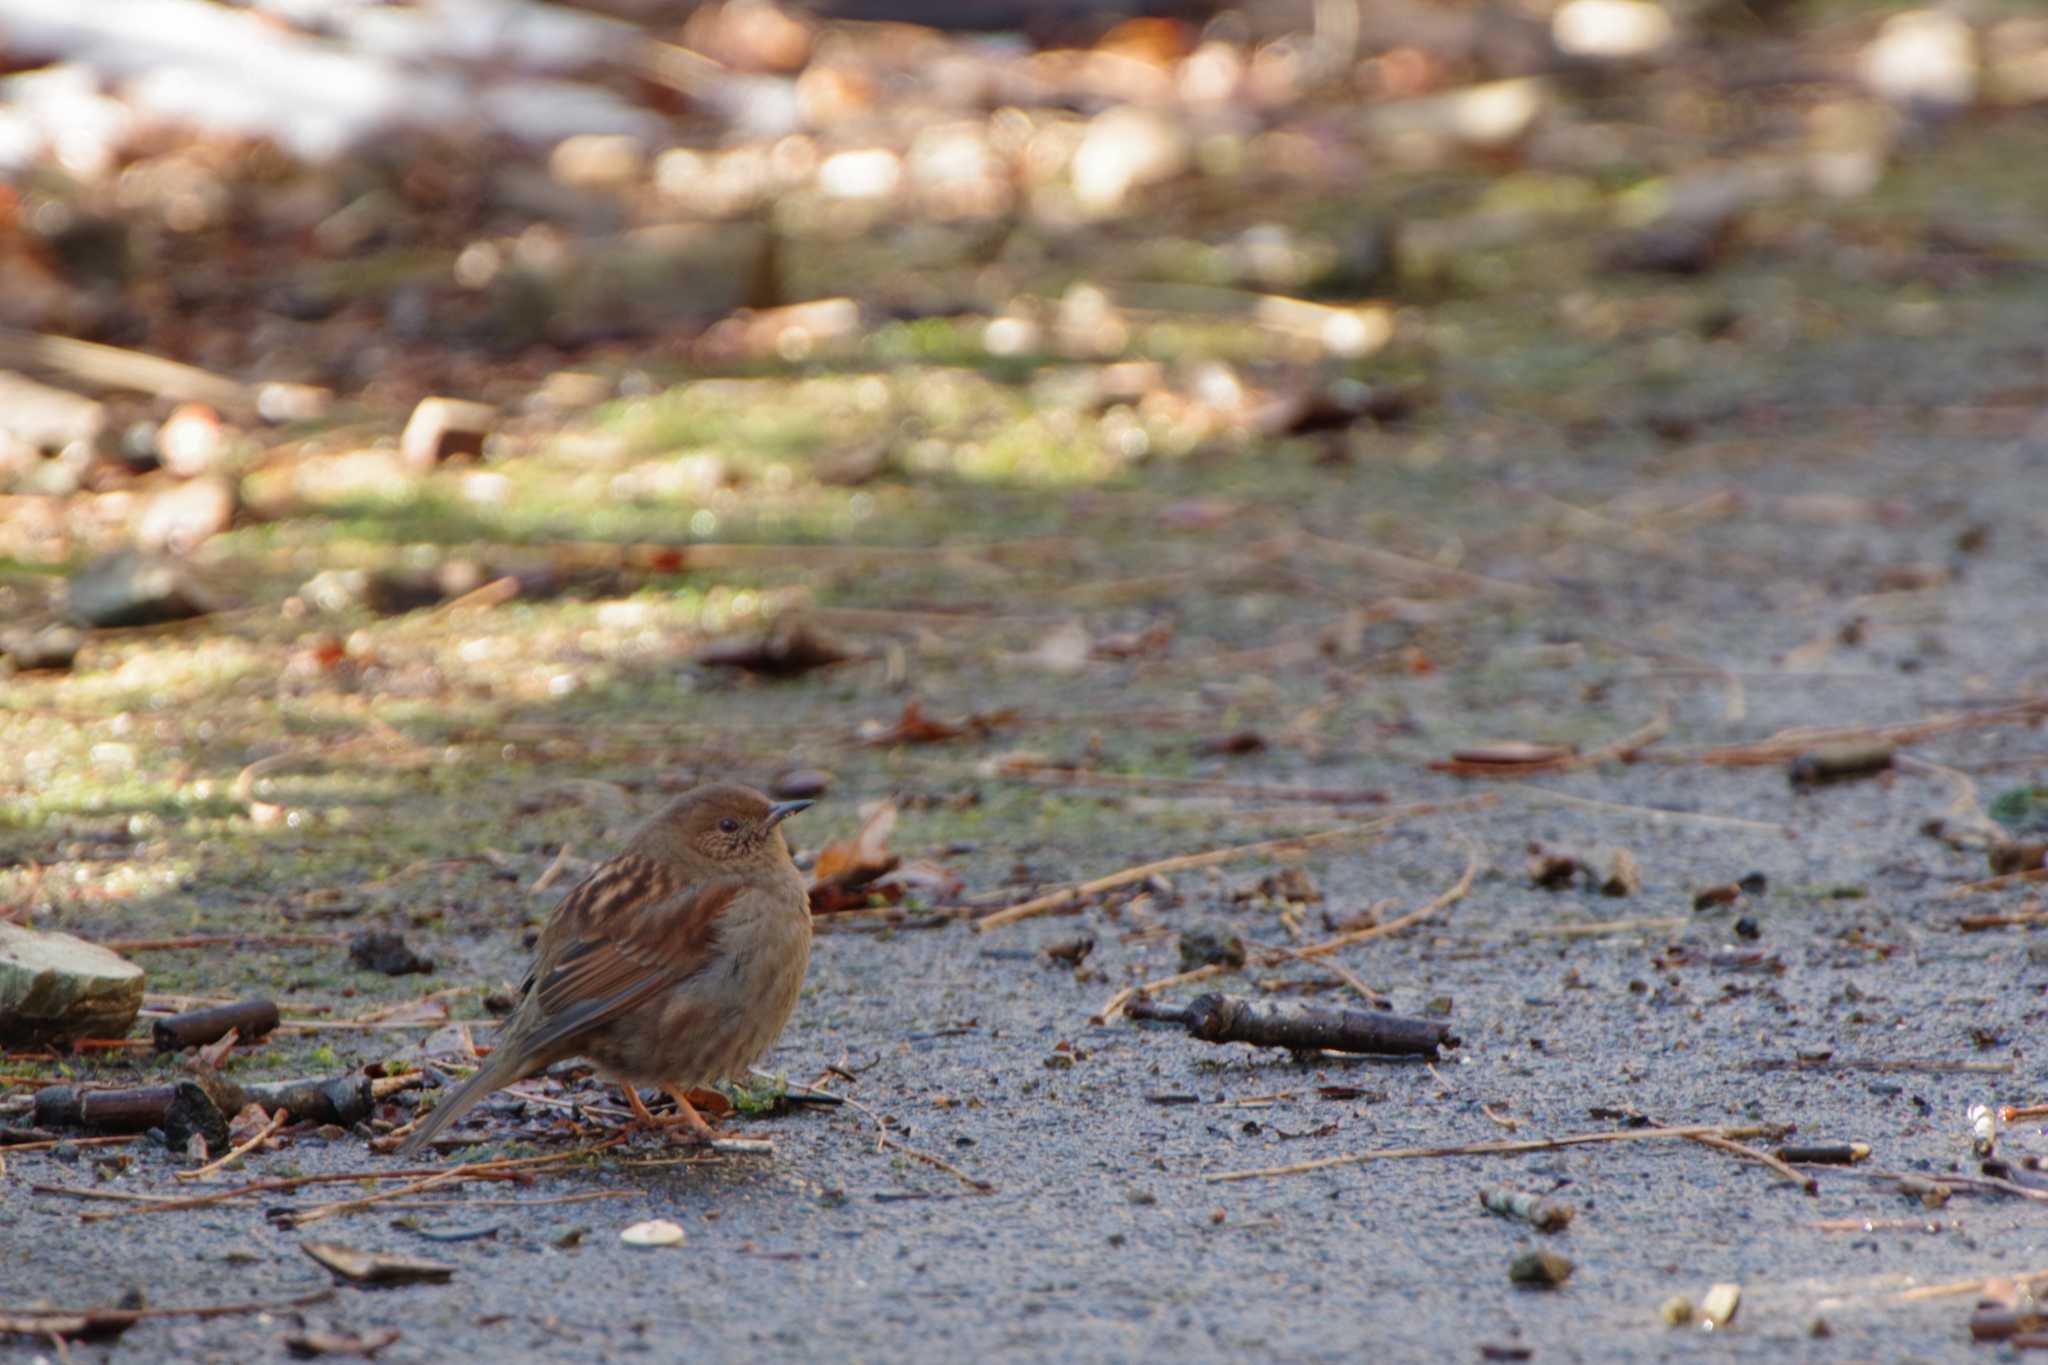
top-left (765, 799), bottom-right (814, 828)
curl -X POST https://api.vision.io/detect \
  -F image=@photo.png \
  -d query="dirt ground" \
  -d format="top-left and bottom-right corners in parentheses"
top-left (8, 311), bottom-right (2048, 1361)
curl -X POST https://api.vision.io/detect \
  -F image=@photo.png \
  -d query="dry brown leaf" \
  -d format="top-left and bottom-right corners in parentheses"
top-left (809, 801), bottom-right (902, 912)
top-left (858, 697), bottom-right (1015, 747)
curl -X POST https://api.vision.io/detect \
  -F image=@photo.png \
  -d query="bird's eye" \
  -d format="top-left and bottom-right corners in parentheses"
top-left (718, 816), bottom-right (740, 834)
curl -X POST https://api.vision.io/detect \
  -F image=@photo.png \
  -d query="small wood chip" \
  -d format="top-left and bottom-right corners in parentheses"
top-left (1701, 1282), bottom-right (1741, 1329)
top-left (300, 1241), bottom-right (454, 1286)
top-left (1598, 848), bottom-right (1642, 897)
top-left (1479, 1186), bottom-right (1574, 1232)
top-left (1508, 1250), bottom-right (1574, 1287)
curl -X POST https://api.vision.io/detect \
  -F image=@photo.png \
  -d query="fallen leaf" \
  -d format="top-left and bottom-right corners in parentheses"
top-left (681, 1087), bottom-right (733, 1120)
top-left (226, 1101), bottom-right (273, 1144)
top-left (1090, 622), bottom-right (1174, 659)
top-left (875, 859), bottom-right (965, 903)
top-left (858, 697), bottom-right (1014, 747)
top-left (809, 801), bottom-right (902, 912)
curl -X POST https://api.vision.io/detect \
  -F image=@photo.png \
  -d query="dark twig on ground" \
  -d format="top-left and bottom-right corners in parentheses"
top-left (1127, 993), bottom-right (1457, 1059)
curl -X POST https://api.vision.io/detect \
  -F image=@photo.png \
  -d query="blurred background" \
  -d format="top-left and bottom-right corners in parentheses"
top-left (2, 0), bottom-right (2044, 850)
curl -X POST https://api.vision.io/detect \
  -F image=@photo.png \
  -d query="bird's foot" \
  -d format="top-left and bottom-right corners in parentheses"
top-left (657, 1085), bottom-right (739, 1145)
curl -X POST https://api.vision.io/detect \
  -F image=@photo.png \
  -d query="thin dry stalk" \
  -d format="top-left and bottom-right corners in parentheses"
top-left (1687, 1132), bottom-right (1816, 1194)
top-left (101, 934), bottom-right (345, 952)
top-left (1522, 917), bottom-right (1686, 940)
top-left (1298, 532), bottom-right (1543, 601)
top-left (78, 1140), bottom-right (625, 1223)
top-left (1894, 1268), bottom-right (2048, 1303)
top-left (1896, 754), bottom-right (2006, 844)
top-left (1096, 963), bottom-right (1227, 1025)
top-left (977, 796), bottom-right (1492, 932)
top-left (1271, 947), bottom-right (1382, 1005)
top-left (0, 1135), bottom-right (140, 1155)
top-left (1001, 767), bottom-right (1386, 806)
top-left (282, 1168), bottom-right (470, 1228)
top-left (1942, 868), bottom-right (2048, 899)
top-left (1284, 835), bottom-right (1482, 962)
top-left (1094, 836), bottom-right (1481, 1023)
top-left (823, 1088), bottom-right (993, 1194)
top-left (1508, 786), bottom-right (1787, 834)
top-left (1663, 701), bottom-right (2048, 767)
top-left (34, 1184), bottom-right (260, 1206)
top-left (0, 324), bottom-right (252, 408)
top-left (1204, 1123), bottom-right (1790, 1183)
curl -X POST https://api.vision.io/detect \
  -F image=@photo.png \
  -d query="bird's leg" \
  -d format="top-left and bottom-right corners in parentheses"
top-left (621, 1086), bottom-right (665, 1132)
top-left (657, 1085), bottom-right (726, 1144)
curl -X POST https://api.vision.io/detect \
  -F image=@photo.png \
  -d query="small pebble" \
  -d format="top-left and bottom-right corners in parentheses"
top-left (1508, 1250), bottom-right (1573, 1287)
top-left (620, 1219), bottom-right (687, 1249)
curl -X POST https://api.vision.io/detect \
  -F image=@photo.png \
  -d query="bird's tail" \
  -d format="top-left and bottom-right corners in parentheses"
top-left (394, 1050), bottom-right (523, 1157)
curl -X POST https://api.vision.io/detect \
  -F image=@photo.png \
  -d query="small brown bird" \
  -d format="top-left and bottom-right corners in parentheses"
top-left (398, 783), bottom-right (813, 1156)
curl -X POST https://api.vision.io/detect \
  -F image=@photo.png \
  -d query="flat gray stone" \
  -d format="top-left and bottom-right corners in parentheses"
top-left (0, 923), bottom-right (145, 1045)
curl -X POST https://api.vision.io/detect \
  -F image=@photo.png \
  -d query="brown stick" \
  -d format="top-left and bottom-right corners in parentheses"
top-left (1204, 1123), bottom-right (1791, 1183)
top-left (153, 999), bottom-right (280, 1052)
top-left (1128, 993), bottom-right (1456, 1057)
top-left (979, 796), bottom-right (1492, 932)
